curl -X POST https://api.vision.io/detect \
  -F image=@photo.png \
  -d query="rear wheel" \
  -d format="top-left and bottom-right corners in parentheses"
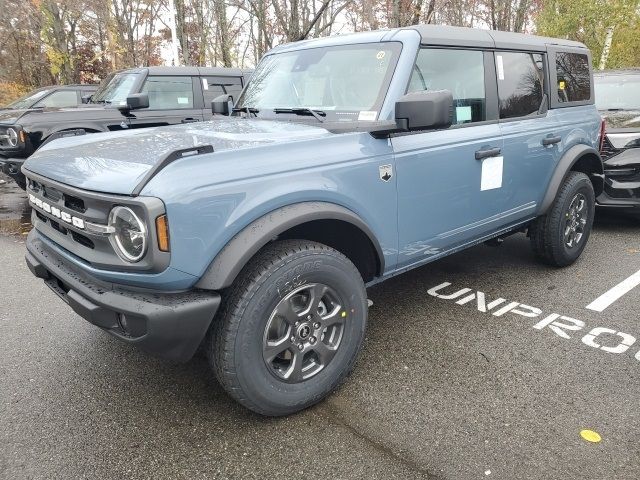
top-left (530, 171), bottom-right (595, 267)
top-left (208, 239), bottom-right (367, 416)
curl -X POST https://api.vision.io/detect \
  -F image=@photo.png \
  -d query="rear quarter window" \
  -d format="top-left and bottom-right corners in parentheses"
top-left (556, 52), bottom-right (591, 103)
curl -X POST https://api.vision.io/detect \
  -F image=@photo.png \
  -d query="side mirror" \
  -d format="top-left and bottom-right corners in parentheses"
top-left (395, 89), bottom-right (453, 131)
top-left (120, 93), bottom-right (149, 111)
top-left (212, 94), bottom-right (233, 115)
top-left (81, 94), bottom-right (92, 104)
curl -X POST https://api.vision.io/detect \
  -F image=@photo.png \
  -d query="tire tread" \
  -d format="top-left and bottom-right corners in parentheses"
top-left (207, 239), bottom-right (365, 416)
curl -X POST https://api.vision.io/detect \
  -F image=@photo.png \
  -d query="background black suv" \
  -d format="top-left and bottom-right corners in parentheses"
top-left (595, 68), bottom-right (640, 214)
top-left (1, 85), bottom-right (98, 112)
top-left (0, 66), bottom-right (251, 189)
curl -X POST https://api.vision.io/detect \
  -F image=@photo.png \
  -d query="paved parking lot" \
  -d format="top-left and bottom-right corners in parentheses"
top-left (1, 173), bottom-right (639, 479)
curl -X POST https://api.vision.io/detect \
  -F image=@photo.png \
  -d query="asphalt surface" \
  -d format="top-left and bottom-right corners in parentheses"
top-left (1, 172), bottom-right (639, 479)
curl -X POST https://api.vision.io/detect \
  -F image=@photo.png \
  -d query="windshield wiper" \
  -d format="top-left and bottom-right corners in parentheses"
top-left (273, 108), bottom-right (326, 123)
top-left (232, 106), bottom-right (259, 116)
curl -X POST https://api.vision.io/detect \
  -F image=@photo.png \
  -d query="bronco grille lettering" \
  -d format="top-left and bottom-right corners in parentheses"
top-left (29, 194), bottom-right (85, 229)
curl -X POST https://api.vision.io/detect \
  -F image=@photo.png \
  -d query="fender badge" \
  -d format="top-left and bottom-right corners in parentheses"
top-left (379, 164), bottom-right (393, 182)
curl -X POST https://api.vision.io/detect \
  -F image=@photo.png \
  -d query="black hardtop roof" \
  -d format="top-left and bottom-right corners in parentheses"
top-left (403, 24), bottom-right (588, 51)
top-left (118, 66), bottom-right (252, 76)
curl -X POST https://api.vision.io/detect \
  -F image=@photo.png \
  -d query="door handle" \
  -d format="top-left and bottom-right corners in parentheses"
top-left (542, 135), bottom-right (562, 146)
top-left (181, 118), bottom-right (200, 124)
top-left (475, 147), bottom-right (501, 160)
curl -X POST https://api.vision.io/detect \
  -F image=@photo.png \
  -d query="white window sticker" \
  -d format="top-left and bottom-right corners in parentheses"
top-left (496, 55), bottom-right (505, 80)
top-left (358, 111), bottom-right (377, 121)
top-left (177, 97), bottom-right (189, 104)
top-left (202, 78), bottom-right (209, 90)
top-left (481, 155), bottom-right (503, 191)
top-left (456, 106), bottom-right (472, 122)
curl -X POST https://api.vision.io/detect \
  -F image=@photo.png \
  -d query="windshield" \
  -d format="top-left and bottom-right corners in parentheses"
top-left (236, 42), bottom-right (402, 122)
top-left (594, 74), bottom-right (640, 110)
top-left (91, 72), bottom-right (139, 105)
top-left (4, 88), bottom-right (51, 109)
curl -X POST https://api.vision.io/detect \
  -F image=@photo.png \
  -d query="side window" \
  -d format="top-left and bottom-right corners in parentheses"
top-left (556, 52), bottom-right (591, 103)
top-left (408, 48), bottom-right (486, 125)
top-left (202, 76), bottom-right (244, 104)
top-left (141, 76), bottom-right (194, 109)
top-left (496, 52), bottom-right (544, 119)
top-left (34, 90), bottom-right (79, 108)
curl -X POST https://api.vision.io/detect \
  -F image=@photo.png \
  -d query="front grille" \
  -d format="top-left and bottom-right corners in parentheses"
top-left (70, 231), bottom-right (95, 249)
top-left (35, 210), bottom-right (48, 223)
top-left (42, 185), bottom-right (63, 202)
top-left (30, 179), bottom-right (86, 213)
top-left (50, 219), bottom-right (68, 235)
top-left (601, 136), bottom-right (622, 160)
top-left (25, 171), bottom-right (168, 273)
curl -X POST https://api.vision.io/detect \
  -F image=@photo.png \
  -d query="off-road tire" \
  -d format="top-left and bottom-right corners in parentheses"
top-left (530, 171), bottom-right (595, 267)
top-left (207, 239), bottom-right (367, 416)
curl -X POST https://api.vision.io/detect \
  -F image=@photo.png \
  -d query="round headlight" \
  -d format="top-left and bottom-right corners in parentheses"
top-left (108, 206), bottom-right (147, 262)
top-left (7, 128), bottom-right (18, 147)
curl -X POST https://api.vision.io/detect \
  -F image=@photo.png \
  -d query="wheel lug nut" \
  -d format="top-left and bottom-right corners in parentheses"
top-left (295, 321), bottom-right (299, 327)
top-left (310, 336), bottom-right (316, 344)
top-left (313, 322), bottom-right (320, 329)
top-left (290, 335), bottom-right (295, 342)
top-left (307, 315), bottom-right (312, 320)
top-left (298, 344), bottom-right (304, 351)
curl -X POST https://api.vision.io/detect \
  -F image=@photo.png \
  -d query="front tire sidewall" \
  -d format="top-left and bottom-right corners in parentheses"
top-left (554, 176), bottom-right (595, 265)
top-left (232, 251), bottom-right (366, 415)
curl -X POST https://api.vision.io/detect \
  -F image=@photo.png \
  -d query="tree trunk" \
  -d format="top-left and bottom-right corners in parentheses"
top-left (599, 26), bottom-right (614, 70)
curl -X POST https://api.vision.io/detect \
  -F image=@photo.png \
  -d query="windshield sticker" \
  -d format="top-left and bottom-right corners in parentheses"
top-left (496, 55), bottom-right (505, 80)
top-left (177, 97), bottom-right (189, 104)
top-left (358, 111), bottom-right (377, 121)
top-left (202, 78), bottom-right (209, 90)
top-left (456, 106), bottom-right (472, 122)
top-left (376, 51), bottom-right (386, 60)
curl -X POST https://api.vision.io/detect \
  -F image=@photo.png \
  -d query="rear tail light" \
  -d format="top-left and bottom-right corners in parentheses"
top-left (598, 119), bottom-right (606, 155)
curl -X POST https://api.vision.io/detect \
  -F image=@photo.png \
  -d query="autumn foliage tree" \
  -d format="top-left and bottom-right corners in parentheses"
top-left (0, 0), bottom-right (638, 104)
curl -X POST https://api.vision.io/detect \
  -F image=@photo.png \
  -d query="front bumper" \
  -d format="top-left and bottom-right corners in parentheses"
top-left (25, 230), bottom-right (221, 362)
top-left (0, 156), bottom-right (26, 188)
top-left (597, 148), bottom-right (640, 211)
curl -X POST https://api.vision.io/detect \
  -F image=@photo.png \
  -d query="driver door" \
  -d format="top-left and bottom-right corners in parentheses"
top-left (393, 48), bottom-right (512, 270)
top-left (127, 75), bottom-right (203, 129)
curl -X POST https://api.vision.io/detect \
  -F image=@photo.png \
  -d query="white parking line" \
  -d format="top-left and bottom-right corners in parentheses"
top-left (586, 269), bottom-right (640, 312)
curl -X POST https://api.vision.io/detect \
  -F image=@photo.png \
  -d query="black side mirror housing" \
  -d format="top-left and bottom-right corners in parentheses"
top-left (212, 94), bottom-right (234, 115)
top-left (395, 89), bottom-right (453, 131)
top-left (370, 90), bottom-right (453, 138)
top-left (120, 93), bottom-right (149, 111)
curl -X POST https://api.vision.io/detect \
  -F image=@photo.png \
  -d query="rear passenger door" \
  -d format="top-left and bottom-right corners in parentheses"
top-left (495, 51), bottom-right (560, 212)
top-left (127, 75), bottom-right (204, 129)
top-left (200, 76), bottom-right (245, 119)
top-left (393, 48), bottom-right (506, 270)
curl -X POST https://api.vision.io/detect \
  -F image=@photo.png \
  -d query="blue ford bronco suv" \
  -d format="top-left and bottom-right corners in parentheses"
top-left (23, 25), bottom-right (603, 416)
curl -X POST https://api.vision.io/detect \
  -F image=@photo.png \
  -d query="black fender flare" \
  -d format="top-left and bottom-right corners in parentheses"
top-left (538, 144), bottom-right (603, 215)
top-left (195, 202), bottom-right (385, 290)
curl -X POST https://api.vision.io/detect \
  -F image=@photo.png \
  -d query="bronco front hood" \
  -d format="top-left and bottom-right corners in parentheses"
top-left (600, 110), bottom-right (640, 129)
top-left (23, 118), bottom-right (332, 194)
top-left (0, 108), bottom-right (29, 125)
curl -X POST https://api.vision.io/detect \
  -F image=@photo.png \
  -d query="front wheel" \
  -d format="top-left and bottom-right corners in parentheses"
top-left (529, 171), bottom-right (595, 267)
top-left (208, 240), bottom-right (367, 416)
